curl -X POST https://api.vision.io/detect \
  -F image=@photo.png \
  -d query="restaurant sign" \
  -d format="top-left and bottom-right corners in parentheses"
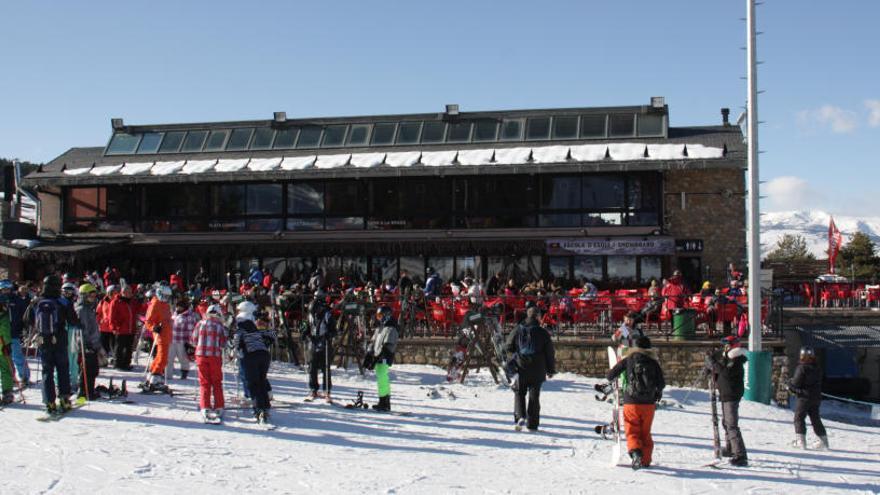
top-left (546, 237), bottom-right (675, 256)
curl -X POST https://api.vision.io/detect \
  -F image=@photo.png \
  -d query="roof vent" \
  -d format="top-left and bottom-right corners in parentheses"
top-left (650, 97), bottom-right (665, 109)
top-left (445, 104), bottom-right (460, 116)
top-left (273, 111), bottom-right (287, 123)
top-left (721, 108), bottom-right (730, 126)
top-left (111, 118), bottom-right (125, 131)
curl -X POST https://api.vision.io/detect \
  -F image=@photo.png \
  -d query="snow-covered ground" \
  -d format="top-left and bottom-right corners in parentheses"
top-left (3, 360), bottom-right (879, 495)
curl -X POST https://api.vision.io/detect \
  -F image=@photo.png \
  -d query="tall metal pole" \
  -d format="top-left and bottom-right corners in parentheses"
top-left (746, 0), bottom-right (762, 352)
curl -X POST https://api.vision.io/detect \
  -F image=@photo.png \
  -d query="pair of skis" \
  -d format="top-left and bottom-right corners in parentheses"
top-left (593, 346), bottom-right (625, 467)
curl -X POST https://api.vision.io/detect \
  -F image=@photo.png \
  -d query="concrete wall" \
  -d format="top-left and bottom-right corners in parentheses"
top-left (37, 189), bottom-right (61, 235)
top-left (664, 168), bottom-right (746, 287)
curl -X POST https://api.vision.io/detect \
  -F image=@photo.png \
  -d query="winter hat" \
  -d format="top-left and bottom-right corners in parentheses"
top-left (635, 336), bottom-right (652, 349)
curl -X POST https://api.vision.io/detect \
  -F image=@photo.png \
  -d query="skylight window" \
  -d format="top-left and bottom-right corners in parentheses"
top-left (158, 131), bottom-right (185, 153)
top-left (250, 127), bottom-right (275, 149)
top-left (420, 122), bottom-right (446, 143)
top-left (296, 126), bottom-right (323, 148)
top-left (526, 117), bottom-right (551, 140)
top-left (136, 133), bottom-right (163, 154)
top-left (346, 124), bottom-right (370, 146)
top-left (395, 122), bottom-right (422, 145)
top-left (321, 125), bottom-right (348, 147)
top-left (580, 114), bottom-right (607, 138)
top-left (106, 133), bottom-right (141, 155)
top-left (473, 120), bottom-right (499, 142)
top-left (226, 128), bottom-right (254, 151)
top-left (446, 122), bottom-right (472, 143)
top-left (609, 114), bottom-right (636, 137)
top-left (638, 113), bottom-right (665, 137)
top-left (552, 116), bottom-right (578, 139)
top-left (370, 123), bottom-right (396, 146)
top-left (205, 130), bottom-right (229, 151)
top-left (499, 119), bottom-right (524, 141)
top-left (181, 130), bottom-right (208, 152)
top-left (273, 128), bottom-right (298, 149)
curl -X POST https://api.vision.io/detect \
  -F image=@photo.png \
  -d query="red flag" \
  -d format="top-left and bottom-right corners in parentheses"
top-left (828, 216), bottom-right (843, 274)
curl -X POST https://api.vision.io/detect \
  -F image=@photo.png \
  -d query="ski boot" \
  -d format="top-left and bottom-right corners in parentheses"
top-left (324, 391), bottom-right (333, 404)
top-left (515, 418), bottom-right (527, 432)
top-left (372, 395), bottom-right (391, 412)
top-left (213, 408), bottom-right (225, 420)
top-left (791, 434), bottom-right (806, 449)
top-left (180, 370), bottom-right (189, 380)
top-left (729, 455), bottom-right (748, 467)
top-left (201, 409), bottom-right (213, 422)
top-left (1, 391), bottom-right (14, 405)
top-left (630, 449), bottom-right (643, 471)
top-left (45, 402), bottom-right (58, 415)
top-left (58, 398), bottom-right (72, 412)
top-left (812, 436), bottom-right (829, 451)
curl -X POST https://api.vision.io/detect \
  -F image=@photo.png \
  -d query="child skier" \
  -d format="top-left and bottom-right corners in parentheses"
top-left (168, 299), bottom-right (199, 380)
top-left (233, 301), bottom-right (276, 423)
top-left (789, 346), bottom-right (829, 450)
top-left (603, 336), bottom-right (665, 470)
top-left (190, 304), bottom-right (227, 422)
top-left (367, 306), bottom-right (399, 411)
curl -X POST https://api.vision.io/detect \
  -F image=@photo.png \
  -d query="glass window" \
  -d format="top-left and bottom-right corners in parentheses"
top-left (246, 219), bottom-right (283, 232)
top-left (583, 212), bottom-right (623, 226)
top-left (609, 114), bottom-right (635, 137)
top-left (580, 114), bottom-right (607, 138)
top-left (552, 116), bottom-right (578, 139)
top-left (446, 122), bottom-right (472, 143)
top-left (638, 113), bottom-right (665, 136)
top-left (540, 176), bottom-right (580, 209)
top-left (427, 257), bottom-right (454, 282)
top-left (212, 184), bottom-right (247, 216)
top-left (371, 257), bottom-right (399, 284)
top-left (246, 184), bottom-right (282, 214)
top-left (207, 220), bottom-right (246, 232)
top-left (583, 175), bottom-right (625, 208)
top-left (324, 180), bottom-right (364, 215)
top-left (455, 257), bottom-right (482, 281)
top-left (628, 212), bottom-right (659, 226)
top-left (226, 128), bottom-right (253, 151)
top-left (395, 122), bottom-right (422, 145)
top-left (286, 218), bottom-right (323, 231)
top-left (368, 178), bottom-right (399, 220)
top-left (420, 122), bottom-right (446, 143)
top-left (526, 117), bottom-right (551, 140)
top-left (106, 133), bottom-right (141, 155)
top-left (499, 119), bottom-right (524, 141)
top-left (346, 124), bottom-right (370, 146)
top-left (607, 256), bottom-right (637, 282)
top-left (205, 130), bottom-right (229, 151)
top-left (288, 183), bottom-right (324, 214)
top-left (321, 125), bottom-right (348, 147)
top-left (296, 126), bottom-right (323, 148)
top-left (250, 128), bottom-right (275, 150)
top-left (325, 217), bottom-right (364, 230)
top-left (628, 173), bottom-right (660, 211)
top-left (455, 176), bottom-right (535, 212)
top-left (370, 123), bottom-right (396, 145)
top-left (181, 130), bottom-right (208, 152)
top-left (487, 256), bottom-right (540, 284)
top-left (640, 256), bottom-right (662, 283)
top-left (548, 257), bottom-right (571, 280)
top-left (539, 213), bottom-right (581, 227)
top-left (144, 184), bottom-right (209, 217)
top-left (273, 128), bottom-right (298, 149)
top-left (574, 256), bottom-right (603, 282)
top-left (136, 133), bottom-right (163, 154)
top-left (399, 257), bottom-right (425, 285)
top-left (473, 120), bottom-right (499, 141)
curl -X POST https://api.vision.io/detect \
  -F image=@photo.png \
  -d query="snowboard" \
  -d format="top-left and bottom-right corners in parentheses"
top-left (488, 318), bottom-right (512, 386)
top-left (607, 346), bottom-right (625, 467)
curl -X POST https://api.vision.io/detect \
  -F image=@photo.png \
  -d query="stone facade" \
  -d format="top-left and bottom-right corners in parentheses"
top-left (664, 168), bottom-right (746, 287)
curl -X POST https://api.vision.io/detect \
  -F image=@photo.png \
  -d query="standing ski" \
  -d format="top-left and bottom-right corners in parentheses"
top-left (708, 370), bottom-right (722, 464)
top-left (607, 346), bottom-right (625, 467)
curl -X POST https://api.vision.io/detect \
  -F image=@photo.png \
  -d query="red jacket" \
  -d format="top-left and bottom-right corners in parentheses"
top-left (109, 295), bottom-right (138, 335)
top-left (662, 280), bottom-right (687, 310)
top-left (262, 273), bottom-right (273, 290)
top-left (97, 296), bottom-right (114, 333)
top-left (170, 274), bottom-right (185, 292)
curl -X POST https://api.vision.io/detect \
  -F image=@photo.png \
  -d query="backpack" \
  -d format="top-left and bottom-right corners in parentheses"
top-left (35, 298), bottom-right (60, 338)
top-left (629, 354), bottom-right (661, 402)
top-left (515, 323), bottom-right (540, 369)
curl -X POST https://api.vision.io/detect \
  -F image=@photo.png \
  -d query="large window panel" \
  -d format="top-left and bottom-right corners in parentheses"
top-left (346, 124), bottom-right (371, 146)
top-left (540, 176), bottom-right (581, 209)
top-left (628, 173), bottom-right (661, 211)
top-left (226, 128), bottom-right (253, 151)
top-left (106, 133), bottom-right (141, 155)
top-left (288, 183), bottom-right (324, 214)
top-left (420, 122), bottom-right (446, 143)
top-left (548, 257), bottom-right (571, 281)
top-left (321, 125), bottom-right (348, 148)
top-left (638, 113), bottom-right (665, 137)
top-left (552, 116), bottom-right (578, 139)
top-left (296, 126), bottom-right (323, 148)
top-left (136, 133), bottom-right (163, 154)
top-left (145, 184), bottom-right (209, 217)
top-left (250, 128), bottom-right (275, 150)
top-left (395, 122), bottom-right (421, 145)
top-left (526, 117), bottom-right (551, 140)
top-left (370, 123), bottom-right (396, 145)
top-left (368, 178), bottom-right (400, 220)
top-left (574, 256), bottom-right (603, 282)
top-left (399, 256), bottom-right (426, 285)
top-left (640, 256), bottom-right (662, 283)
top-left (446, 122), bottom-right (472, 143)
top-left (427, 257), bottom-right (454, 282)
top-left (499, 119), bottom-right (524, 141)
top-left (324, 180), bottom-right (364, 215)
top-left (205, 130), bottom-right (229, 151)
top-left (66, 188), bottom-right (102, 218)
top-left (609, 114), bottom-right (635, 137)
top-left (608, 256), bottom-right (637, 282)
top-left (487, 256), bottom-right (540, 284)
top-left (246, 184), bottom-right (282, 215)
top-left (181, 130), bottom-right (208, 152)
top-left (583, 175), bottom-right (625, 209)
top-left (273, 128), bottom-right (298, 149)
top-left (473, 120), bottom-right (499, 142)
top-left (580, 114), bottom-right (607, 138)
top-left (158, 131), bottom-right (185, 153)
top-left (455, 256), bottom-right (482, 281)
top-left (212, 184), bottom-right (247, 216)
top-left (371, 257), bottom-right (398, 284)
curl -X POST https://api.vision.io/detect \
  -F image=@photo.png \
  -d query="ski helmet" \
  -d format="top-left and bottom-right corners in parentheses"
top-left (61, 282), bottom-right (77, 294)
top-left (799, 346), bottom-right (816, 362)
top-left (206, 304), bottom-right (224, 318)
top-left (156, 285), bottom-right (173, 302)
top-left (78, 283), bottom-right (97, 295)
top-left (0, 279), bottom-right (12, 291)
top-left (426, 266), bottom-right (435, 276)
top-left (236, 300), bottom-right (257, 316)
top-left (376, 305), bottom-right (392, 320)
top-left (42, 274), bottom-right (62, 297)
top-left (106, 284), bottom-right (119, 295)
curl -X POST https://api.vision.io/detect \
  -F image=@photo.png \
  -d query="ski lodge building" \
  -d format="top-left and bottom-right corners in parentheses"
top-left (21, 98), bottom-right (746, 288)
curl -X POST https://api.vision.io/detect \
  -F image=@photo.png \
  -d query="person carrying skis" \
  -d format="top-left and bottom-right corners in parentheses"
top-left (603, 336), bottom-right (665, 470)
top-left (306, 290), bottom-right (335, 401)
top-left (0, 294), bottom-right (16, 404)
top-left (75, 283), bottom-right (103, 401)
top-left (233, 300), bottom-right (276, 423)
top-left (366, 305), bottom-right (399, 411)
top-left (704, 335), bottom-right (749, 466)
top-left (168, 298), bottom-right (199, 380)
top-left (789, 346), bottom-right (829, 450)
top-left (7, 281), bottom-right (31, 386)
top-left (191, 304), bottom-right (228, 422)
top-left (143, 285), bottom-right (174, 391)
top-left (505, 306), bottom-right (556, 432)
top-left (24, 275), bottom-right (79, 414)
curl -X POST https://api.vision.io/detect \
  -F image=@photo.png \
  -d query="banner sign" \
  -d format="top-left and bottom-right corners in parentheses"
top-left (546, 237), bottom-right (675, 256)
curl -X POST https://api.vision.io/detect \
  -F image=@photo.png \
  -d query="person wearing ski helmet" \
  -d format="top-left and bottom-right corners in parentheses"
top-left (603, 336), bottom-right (665, 470)
top-left (75, 283), bottom-right (102, 400)
top-left (143, 285), bottom-right (174, 391)
top-left (233, 300), bottom-right (276, 423)
top-left (704, 336), bottom-right (749, 466)
top-left (97, 284), bottom-right (119, 363)
top-left (505, 306), bottom-right (556, 432)
top-left (789, 346), bottom-right (828, 450)
top-left (306, 290), bottom-right (336, 401)
top-left (191, 304), bottom-right (228, 422)
top-left (169, 297), bottom-right (199, 380)
top-left (367, 305), bottom-right (399, 411)
top-left (24, 274), bottom-right (79, 414)
top-left (60, 282), bottom-right (83, 393)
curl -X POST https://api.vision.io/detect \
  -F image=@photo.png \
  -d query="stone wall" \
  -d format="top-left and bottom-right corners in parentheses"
top-left (664, 168), bottom-right (746, 287)
top-left (396, 337), bottom-right (786, 398)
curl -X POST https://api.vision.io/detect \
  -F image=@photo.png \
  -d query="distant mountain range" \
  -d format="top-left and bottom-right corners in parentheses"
top-left (762, 210), bottom-right (880, 258)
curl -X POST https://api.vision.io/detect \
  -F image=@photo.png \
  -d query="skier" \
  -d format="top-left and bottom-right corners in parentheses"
top-left (704, 335), bottom-right (749, 466)
top-left (789, 346), bottom-right (829, 450)
top-left (7, 281), bottom-right (31, 386)
top-left (61, 283), bottom-right (81, 394)
top-left (367, 306), bottom-right (399, 411)
top-left (190, 304), bottom-right (227, 422)
top-left (96, 285), bottom-right (118, 366)
top-left (603, 336), bottom-right (665, 470)
top-left (24, 275), bottom-right (79, 414)
top-left (306, 290), bottom-right (335, 401)
top-left (74, 283), bottom-right (103, 401)
top-left (168, 298), bottom-right (199, 380)
top-left (109, 285), bottom-right (138, 371)
top-left (0, 295), bottom-right (15, 404)
top-left (233, 300), bottom-right (276, 423)
top-left (143, 285), bottom-right (174, 392)
top-left (505, 306), bottom-right (556, 432)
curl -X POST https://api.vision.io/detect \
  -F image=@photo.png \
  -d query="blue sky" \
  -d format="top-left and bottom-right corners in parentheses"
top-left (1, 1), bottom-right (876, 215)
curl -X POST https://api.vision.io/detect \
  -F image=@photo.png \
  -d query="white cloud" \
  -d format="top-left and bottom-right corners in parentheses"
top-left (796, 105), bottom-right (858, 134)
top-left (866, 99), bottom-right (880, 127)
top-left (763, 176), bottom-right (820, 211)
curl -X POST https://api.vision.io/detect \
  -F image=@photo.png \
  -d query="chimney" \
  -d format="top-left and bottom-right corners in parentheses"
top-left (721, 108), bottom-right (730, 126)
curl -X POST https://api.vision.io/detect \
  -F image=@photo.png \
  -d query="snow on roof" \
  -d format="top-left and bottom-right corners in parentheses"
top-left (120, 162), bottom-right (154, 175)
top-left (350, 152), bottom-right (385, 168)
top-left (247, 157), bottom-right (282, 172)
top-left (180, 159), bottom-right (217, 174)
top-left (150, 161), bottom-right (185, 176)
top-left (214, 158), bottom-right (249, 173)
top-left (384, 151), bottom-right (420, 168)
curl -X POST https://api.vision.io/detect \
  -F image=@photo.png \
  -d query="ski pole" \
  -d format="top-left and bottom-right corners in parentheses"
top-left (79, 328), bottom-right (90, 402)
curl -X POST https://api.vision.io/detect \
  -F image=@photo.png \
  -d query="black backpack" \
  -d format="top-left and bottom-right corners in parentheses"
top-left (629, 354), bottom-right (662, 402)
top-left (35, 298), bottom-right (61, 338)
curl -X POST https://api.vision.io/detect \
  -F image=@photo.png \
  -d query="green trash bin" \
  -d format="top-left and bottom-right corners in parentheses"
top-left (672, 309), bottom-right (696, 341)
top-left (744, 350), bottom-right (773, 404)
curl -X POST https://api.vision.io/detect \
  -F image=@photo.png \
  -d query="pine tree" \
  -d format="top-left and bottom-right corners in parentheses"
top-left (764, 234), bottom-right (815, 263)
top-left (838, 231), bottom-right (880, 281)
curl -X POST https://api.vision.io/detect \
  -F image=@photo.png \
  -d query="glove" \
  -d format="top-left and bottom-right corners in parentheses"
top-left (185, 343), bottom-right (195, 354)
top-left (152, 323), bottom-right (163, 336)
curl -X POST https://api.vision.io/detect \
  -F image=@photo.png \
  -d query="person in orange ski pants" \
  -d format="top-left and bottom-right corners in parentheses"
top-left (144, 285), bottom-right (174, 391)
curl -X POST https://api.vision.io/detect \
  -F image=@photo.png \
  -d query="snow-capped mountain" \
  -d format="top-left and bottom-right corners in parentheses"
top-left (761, 210), bottom-right (880, 257)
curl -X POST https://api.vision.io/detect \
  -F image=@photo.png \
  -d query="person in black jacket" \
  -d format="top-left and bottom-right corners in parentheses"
top-left (604, 336), bottom-right (665, 470)
top-left (505, 307), bottom-right (555, 432)
top-left (704, 336), bottom-right (749, 466)
top-left (789, 346), bottom-right (828, 450)
top-left (306, 291), bottom-right (336, 402)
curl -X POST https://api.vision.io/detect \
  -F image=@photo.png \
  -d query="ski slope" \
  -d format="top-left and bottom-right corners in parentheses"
top-left (2, 362), bottom-right (878, 494)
